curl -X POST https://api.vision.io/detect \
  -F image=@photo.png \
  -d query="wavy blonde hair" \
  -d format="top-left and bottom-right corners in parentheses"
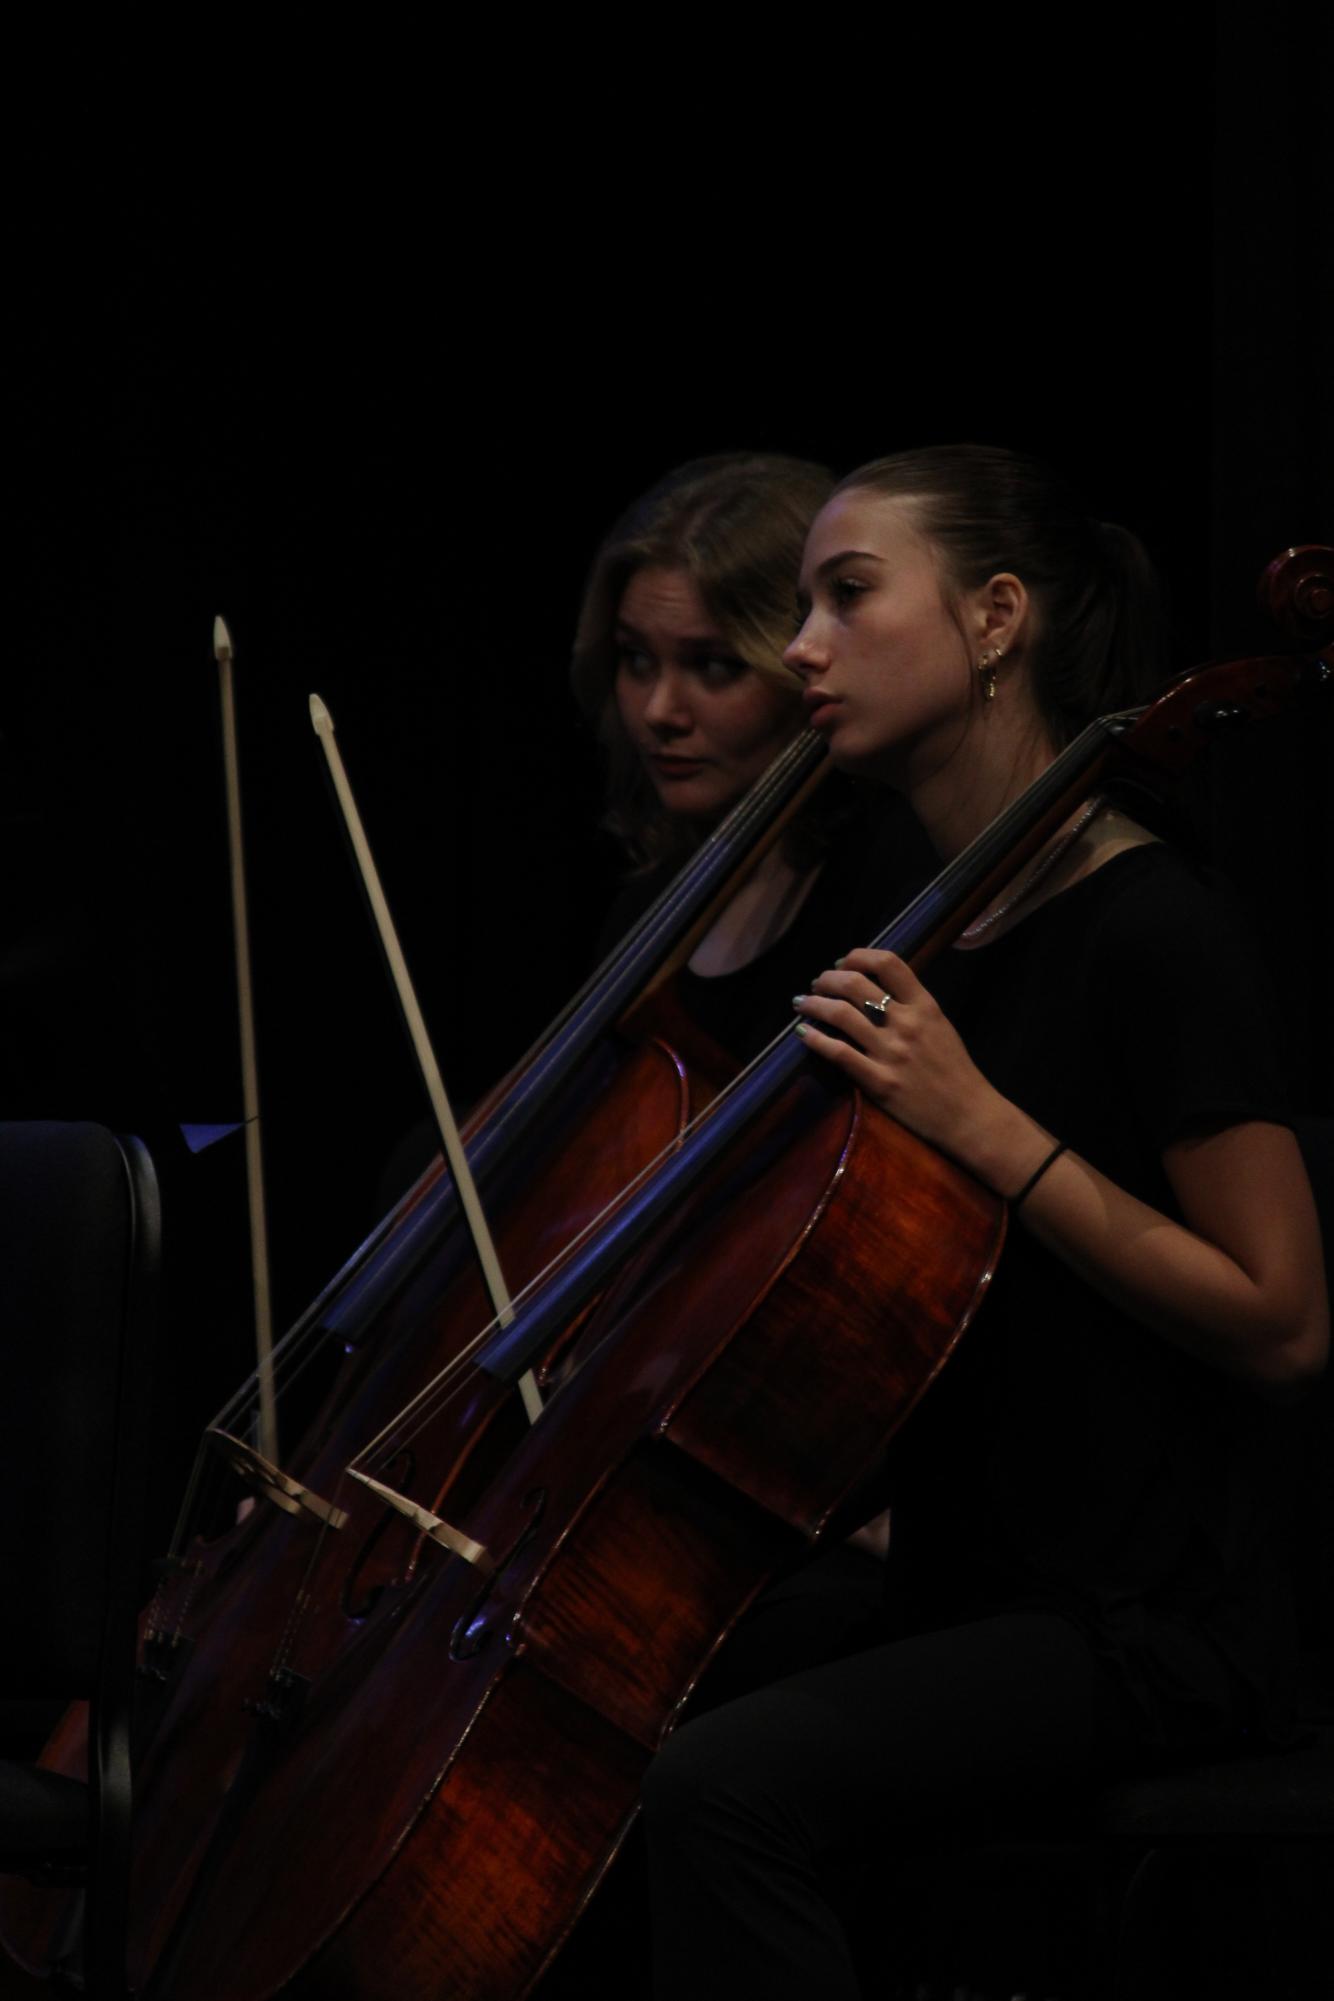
top-left (572, 452), bottom-right (833, 867)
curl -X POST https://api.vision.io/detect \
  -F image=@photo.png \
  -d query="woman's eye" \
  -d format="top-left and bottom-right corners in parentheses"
top-left (830, 577), bottom-right (866, 609)
top-left (697, 656), bottom-right (748, 688)
top-left (615, 646), bottom-right (655, 682)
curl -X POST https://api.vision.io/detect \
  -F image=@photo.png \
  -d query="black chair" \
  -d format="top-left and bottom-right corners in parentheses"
top-left (0, 1124), bottom-right (160, 1999)
top-left (1083, 1718), bottom-right (1334, 1998)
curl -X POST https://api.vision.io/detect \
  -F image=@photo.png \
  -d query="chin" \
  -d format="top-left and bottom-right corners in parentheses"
top-left (657, 785), bottom-right (728, 820)
top-left (825, 736), bottom-right (874, 775)
top-left (827, 732), bottom-right (901, 784)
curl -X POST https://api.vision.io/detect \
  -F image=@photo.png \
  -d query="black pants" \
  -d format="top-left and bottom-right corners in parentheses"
top-left (642, 1606), bottom-right (1140, 2000)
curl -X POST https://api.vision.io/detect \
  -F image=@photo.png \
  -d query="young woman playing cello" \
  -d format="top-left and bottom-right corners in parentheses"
top-left (640, 444), bottom-right (1328, 1998)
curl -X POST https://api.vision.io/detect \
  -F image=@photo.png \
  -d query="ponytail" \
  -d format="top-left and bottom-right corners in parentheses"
top-left (834, 447), bottom-right (1169, 744)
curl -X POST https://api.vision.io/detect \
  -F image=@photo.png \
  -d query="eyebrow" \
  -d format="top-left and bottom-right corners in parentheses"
top-left (614, 618), bottom-right (728, 648)
top-left (796, 548), bottom-right (886, 603)
top-left (815, 549), bottom-right (885, 578)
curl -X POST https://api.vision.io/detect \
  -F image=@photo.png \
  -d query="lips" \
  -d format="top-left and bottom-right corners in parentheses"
top-left (648, 752), bottom-right (708, 777)
top-left (802, 692), bottom-right (842, 730)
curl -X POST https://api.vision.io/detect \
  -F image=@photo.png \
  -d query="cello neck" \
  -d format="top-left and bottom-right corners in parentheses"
top-left (477, 730), bottom-right (828, 1156)
top-left (293, 733), bottom-right (828, 1351)
top-left (475, 712), bottom-right (1130, 1388)
top-left (882, 715), bottom-right (1135, 970)
top-left (477, 631), bottom-right (1329, 1392)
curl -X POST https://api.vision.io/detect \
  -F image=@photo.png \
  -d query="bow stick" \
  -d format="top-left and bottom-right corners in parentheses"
top-left (214, 615), bottom-right (279, 1467)
top-left (309, 693), bottom-right (543, 1428)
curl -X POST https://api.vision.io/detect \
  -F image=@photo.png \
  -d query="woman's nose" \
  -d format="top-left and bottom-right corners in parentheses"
top-left (642, 671), bottom-right (692, 729)
top-left (784, 618), bottom-right (824, 679)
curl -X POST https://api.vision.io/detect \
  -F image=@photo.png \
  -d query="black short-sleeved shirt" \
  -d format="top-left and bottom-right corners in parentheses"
top-left (599, 789), bottom-right (936, 1067)
top-left (888, 842), bottom-right (1300, 1752)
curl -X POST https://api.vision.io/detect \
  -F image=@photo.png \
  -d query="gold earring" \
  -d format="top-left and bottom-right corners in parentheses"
top-left (978, 649), bottom-right (998, 702)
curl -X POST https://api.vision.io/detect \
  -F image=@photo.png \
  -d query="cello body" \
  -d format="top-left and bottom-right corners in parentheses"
top-left (2, 732), bottom-right (833, 1993)
top-left (0, 1032), bottom-right (703, 1991)
top-left (147, 1073), bottom-right (1003, 1999)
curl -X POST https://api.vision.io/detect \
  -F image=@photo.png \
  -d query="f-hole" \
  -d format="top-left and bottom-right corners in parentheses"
top-left (450, 1488), bottom-right (548, 1659)
top-left (341, 1447), bottom-right (418, 1620)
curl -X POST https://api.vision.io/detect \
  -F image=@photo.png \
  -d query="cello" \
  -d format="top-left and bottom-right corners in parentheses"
top-left (0, 723), bottom-right (858, 1991)
top-left (140, 557), bottom-right (1332, 1999)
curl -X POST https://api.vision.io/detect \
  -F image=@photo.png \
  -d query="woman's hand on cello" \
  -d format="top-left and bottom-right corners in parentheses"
top-left (796, 955), bottom-right (1328, 1388)
top-left (793, 949), bottom-right (1029, 1176)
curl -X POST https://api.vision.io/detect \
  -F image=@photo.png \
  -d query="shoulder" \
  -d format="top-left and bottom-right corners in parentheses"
top-left (1077, 843), bottom-right (1263, 982)
top-left (1082, 840), bottom-right (1235, 925)
top-left (1077, 845), bottom-right (1291, 1136)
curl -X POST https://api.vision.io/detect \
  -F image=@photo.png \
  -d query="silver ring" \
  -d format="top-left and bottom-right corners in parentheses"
top-left (861, 994), bottom-right (891, 1026)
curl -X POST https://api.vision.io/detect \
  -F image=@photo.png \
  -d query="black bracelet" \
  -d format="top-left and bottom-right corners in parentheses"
top-left (1010, 1141), bottom-right (1067, 1210)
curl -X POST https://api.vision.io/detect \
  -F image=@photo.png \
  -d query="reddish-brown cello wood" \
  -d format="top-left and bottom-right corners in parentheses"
top-left (147, 1081), bottom-right (1003, 1999)
top-left (1, 1036), bottom-right (698, 1992)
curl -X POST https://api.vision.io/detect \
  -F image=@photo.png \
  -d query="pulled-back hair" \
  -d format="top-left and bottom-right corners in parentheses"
top-left (572, 452), bottom-right (833, 866)
top-left (834, 444), bottom-right (1169, 744)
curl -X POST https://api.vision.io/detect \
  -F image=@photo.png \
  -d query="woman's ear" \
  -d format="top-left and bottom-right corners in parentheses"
top-left (971, 571), bottom-right (1029, 656)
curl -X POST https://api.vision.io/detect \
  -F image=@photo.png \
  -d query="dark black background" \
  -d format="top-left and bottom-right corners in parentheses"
top-left (11, 7), bottom-right (1332, 1379)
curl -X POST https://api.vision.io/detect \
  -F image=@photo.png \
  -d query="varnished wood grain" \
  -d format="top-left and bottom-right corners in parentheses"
top-left (146, 1083), bottom-right (1001, 2000)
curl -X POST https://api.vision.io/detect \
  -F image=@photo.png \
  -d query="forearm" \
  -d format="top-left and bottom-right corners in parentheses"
top-left (965, 1099), bottom-right (1329, 1388)
top-left (796, 952), bottom-right (1329, 1391)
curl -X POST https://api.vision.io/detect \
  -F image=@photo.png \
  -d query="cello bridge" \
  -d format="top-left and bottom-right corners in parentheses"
top-left (345, 1468), bottom-right (492, 1572)
top-left (206, 1427), bottom-right (350, 1531)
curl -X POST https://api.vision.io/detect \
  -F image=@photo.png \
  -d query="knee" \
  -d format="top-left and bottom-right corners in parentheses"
top-left (642, 1718), bottom-right (714, 1846)
top-left (642, 1707), bottom-right (782, 1857)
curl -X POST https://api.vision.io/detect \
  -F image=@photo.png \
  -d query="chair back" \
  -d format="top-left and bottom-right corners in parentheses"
top-left (0, 1120), bottom-right (159, 1709)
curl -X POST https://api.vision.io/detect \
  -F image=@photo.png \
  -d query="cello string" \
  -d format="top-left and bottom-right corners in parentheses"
top-left (211, 706), bottom-right (1138, 1545)
top-left (310, 692), bottom-right (544, 1425)
top-left (184, 734), bottom-right (829, 1486)
top-left (312, 733), bottom-right (828, 1355)
top-left (303, 639), bottom-right (1325, 1657)
top-left (161, 739), bottom-right (834, 1664)
top-left (348, 710), bottom-right (1142, 1468)
top-left (273, 710), bottom-right (1144, 1687)
top-left (290, 641), bottom-right (1317, 1481)
top-left (263, 1375), bottom-right (498, 1682)
top-left (496, 730), bottom-right (825, 1053)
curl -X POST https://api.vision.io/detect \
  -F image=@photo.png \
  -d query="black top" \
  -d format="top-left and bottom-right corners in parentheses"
top-left (889, 842), bottom-right (1300, 1753)
top-left (600, 789), bottom-right (937, 1067)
